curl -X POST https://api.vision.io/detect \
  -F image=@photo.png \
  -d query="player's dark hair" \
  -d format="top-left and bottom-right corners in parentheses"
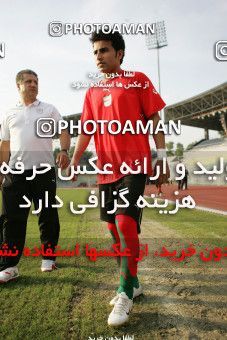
top-left (90, 30), bottom-right (125, 64)
top-left (16, 69), bottom-right (38, 83)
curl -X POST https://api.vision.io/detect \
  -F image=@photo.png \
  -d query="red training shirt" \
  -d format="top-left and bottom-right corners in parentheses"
top-left (81, 71), bottom-right (165, 184)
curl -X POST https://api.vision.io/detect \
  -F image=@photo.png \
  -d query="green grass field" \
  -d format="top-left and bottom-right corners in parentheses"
top-left (0, 188), bottom-right (226, 339)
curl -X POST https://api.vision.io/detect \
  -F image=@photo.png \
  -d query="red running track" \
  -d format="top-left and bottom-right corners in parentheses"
top-left (145, 185), bottom-right (227, 212)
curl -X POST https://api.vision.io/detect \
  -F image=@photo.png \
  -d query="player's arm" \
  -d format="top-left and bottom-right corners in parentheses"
top-left (149, 112), bottom-right (170, 184)
top-left (66, 133), bottom-right (92, 181)
top-left (0, 140), bottom-right (10, 187)
top-left (56, 129), bottom-right (71, 170)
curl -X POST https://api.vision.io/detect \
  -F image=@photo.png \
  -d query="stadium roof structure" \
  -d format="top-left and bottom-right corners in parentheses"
top-left (164, 82), bottom-right (227, 136)
top-left (64, 113), bottom-right (81, 123)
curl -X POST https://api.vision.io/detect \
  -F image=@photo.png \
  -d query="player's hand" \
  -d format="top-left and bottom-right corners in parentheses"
top-left (66, 163), bottom-right (78, 182)
top-left (56, 151), bottom-right (70, 170)
top-left (154, 159), bottom-right (170, 185)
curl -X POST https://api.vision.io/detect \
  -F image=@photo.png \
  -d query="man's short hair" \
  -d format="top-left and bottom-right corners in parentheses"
top-left (90, 30), bottom-right (125, 64)
top-left (16, 69), bottom-right (38, 84)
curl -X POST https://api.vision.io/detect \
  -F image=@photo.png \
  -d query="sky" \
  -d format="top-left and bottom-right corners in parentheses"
top-left (0, 0), bottom-right (226, 148)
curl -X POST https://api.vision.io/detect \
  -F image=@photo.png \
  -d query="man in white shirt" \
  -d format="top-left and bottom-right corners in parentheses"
top-left (0, 69), bottom-right (70, 282)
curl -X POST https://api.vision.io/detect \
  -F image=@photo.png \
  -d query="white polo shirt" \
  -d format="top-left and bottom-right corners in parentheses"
top-left (1, 100), bottom-right (62, 169)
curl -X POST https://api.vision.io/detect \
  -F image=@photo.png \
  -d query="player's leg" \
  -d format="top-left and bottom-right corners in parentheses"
top-left (108, 174), bottom-right (146, 326)
top-left (99, 182), bottom-right (120, 244)
top-left (32, 168), bottom-right (59, 268)
top-left (107, 222), bottom-right (120, 244)
top-left (115, 174), bottom-right (146, 293)
top-left (0, 173), bottom-right (30, 280)
top-left (99, 183), bottom-right (121, 266)
top-left (115, 214), bottom-right (139, 299)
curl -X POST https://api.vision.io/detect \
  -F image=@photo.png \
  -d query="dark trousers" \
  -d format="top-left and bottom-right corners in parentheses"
top-left (0, 168), bottom-right (60, 270)
top-left (181, 177), bottom-right (188, 190)
top-left (177, 180), bottom-right (181, 190)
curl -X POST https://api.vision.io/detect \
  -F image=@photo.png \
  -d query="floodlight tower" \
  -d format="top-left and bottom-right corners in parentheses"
top-left (146, 21), bottom-right (168, 121)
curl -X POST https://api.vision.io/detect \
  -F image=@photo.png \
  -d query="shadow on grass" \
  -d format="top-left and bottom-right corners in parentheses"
top-left (129, 311), bottom-right (227, 334)
top-left (0, 274), bottom-right (117, 291)
top-left (136, 293), bottom-right (227, 310)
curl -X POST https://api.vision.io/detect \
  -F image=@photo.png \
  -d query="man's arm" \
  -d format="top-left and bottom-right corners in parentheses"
top-left (0, 140), bottom-right (10, 164)
top-left (66, 133), bottom-right (92, 181)
top-left (149, 112), bottom-right (170, 184)
top-left (56, 129), bottom-right (71, 170)
top-left (0, 140), bottom-right (10, 187)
